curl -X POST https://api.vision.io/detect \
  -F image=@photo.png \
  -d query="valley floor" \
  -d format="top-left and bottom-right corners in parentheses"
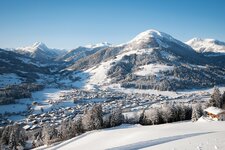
top-left (36, 120), bottom-right (225, 150)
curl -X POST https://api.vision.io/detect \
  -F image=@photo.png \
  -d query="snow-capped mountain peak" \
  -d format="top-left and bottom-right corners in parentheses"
top-left (85, 42), bottom-right (112, 49)
top-left (32, 42), bottom-right (48, 49)
top-left (186, 38), bottom-right (225, 55)
top-left (126, 29), bottom-right (190, 50)
top-left (14, 42), bottom-right (67, 60)
top-left (129, 29), bottom-right (164, 43)
top-left (16, 42), bottom-right (48, 53)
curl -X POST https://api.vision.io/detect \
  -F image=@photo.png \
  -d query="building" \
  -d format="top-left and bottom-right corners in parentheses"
top-left (204, 107), bottom-right (225, 121)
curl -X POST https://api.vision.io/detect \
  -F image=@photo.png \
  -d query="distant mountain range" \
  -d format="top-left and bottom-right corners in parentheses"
top-left (1, 29), bottom-right (225, 91)
top-left (7, 42), bottom-right (67, 61)
top-left (186, 38), bottom-right (225, 56)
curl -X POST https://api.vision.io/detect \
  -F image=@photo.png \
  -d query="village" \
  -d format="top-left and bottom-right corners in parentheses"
top-left (0, 87), bottom-right (220, 132)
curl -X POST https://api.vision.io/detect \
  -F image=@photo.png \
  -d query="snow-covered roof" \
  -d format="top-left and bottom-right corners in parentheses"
top-left (23, 125), bottom-right (31, 130)
top-left (204, 107), bottom-right (225, 115)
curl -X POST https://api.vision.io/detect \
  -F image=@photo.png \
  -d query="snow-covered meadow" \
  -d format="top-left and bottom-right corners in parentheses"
top-left (37, 120), bottom-right (225, 150)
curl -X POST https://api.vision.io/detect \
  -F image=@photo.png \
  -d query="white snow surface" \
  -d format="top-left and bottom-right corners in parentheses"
top-left (0, 88), bottom-right (72, 115)
top-left (134, 64), bottom-right (174, 76)
top-left (39, 121), bottom-right (225, 150)
top-left (186, 38), bottom-right (225, 55)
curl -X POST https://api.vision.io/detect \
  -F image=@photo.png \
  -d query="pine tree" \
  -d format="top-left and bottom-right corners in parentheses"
top-left (42, 125), bottom-right (58, 145)
top-left (82, 104), bottom-right (103, 131)
top-left (209, 87), bottom-right (222, 108)
top-left (139, 110), bottom-right (146, 125)
top-left (161, 105), bottom-right (174, 123)
top-left (59, 119), bottom-right (74, 140)
top-left (191, 104), bottom-right (202, 122)
top-left (73, 117), bottom-right (84, 136)
top-left (92, 104), bottom-right (103, 129)
top-left (8, 130), bottom-right (17, 150)
top-left (1, 124), bottom-right (26, 149)
top-left (110, 107), bottom-right (123, 127)
top-left (82, 109), bottom-right (95, 131)
top-left (221, 91), bottom-right (225, 108)
top-left (146, 108), bottom-right (160, 125)
top-left (1, 125), bottom-right (11, 145)
top-left (178, 104), bottom-right (186, 121)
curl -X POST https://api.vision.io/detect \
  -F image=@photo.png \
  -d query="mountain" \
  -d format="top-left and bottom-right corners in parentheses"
top-left (68, 29), bottom-right (225, 91)
top-left (57, 42), bottom-right (112, 65)
top-left (0, 48), bottom-right (51, 87)
top-left (1, 30), bottom-right (225, 91)
top-left (14, 42), bottom-right (67, 61)
top-left (186, 38), bottom-right (225, 56)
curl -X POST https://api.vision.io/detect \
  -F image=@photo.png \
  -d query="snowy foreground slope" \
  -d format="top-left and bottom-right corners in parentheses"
top-left (36, 121), bottom-right (225, 150)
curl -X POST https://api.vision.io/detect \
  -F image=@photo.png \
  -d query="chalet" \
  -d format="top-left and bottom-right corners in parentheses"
top-left (204, 107), bottom-right (225, 121)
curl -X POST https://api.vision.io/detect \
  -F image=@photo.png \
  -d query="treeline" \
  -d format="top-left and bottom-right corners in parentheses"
top-left (0, 124), bottom-right (27, 150)
top-left (140, 103), bottom-right (192, 125)
top-left (0, 83), bottom-right (44, 105)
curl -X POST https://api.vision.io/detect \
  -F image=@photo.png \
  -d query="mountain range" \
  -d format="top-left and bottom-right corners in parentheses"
top-left (1, 29), bottom-right (225, 91)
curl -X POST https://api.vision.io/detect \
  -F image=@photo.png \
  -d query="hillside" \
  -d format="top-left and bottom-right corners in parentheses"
top-left (67, 29), bottom-right (225, 91)
top-left (38, 121), bottom-right (225, 150)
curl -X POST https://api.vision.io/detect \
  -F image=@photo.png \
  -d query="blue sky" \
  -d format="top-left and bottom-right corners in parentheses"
top-left (0, 0), bottom-right (225, 49)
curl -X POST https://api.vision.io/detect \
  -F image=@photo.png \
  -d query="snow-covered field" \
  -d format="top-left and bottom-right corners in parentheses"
top-left (134, 64), bottom-right (174, 76)
top-left (37, 121), bottom-right (225, 150)
top-left (106, 84), bottom-right (225, 98)
top-left (0, 88), bottom-right (72, 115)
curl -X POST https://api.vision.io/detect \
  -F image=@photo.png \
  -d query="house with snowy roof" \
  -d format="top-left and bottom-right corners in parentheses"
top-left (204, 107), bottom-right (225, 121)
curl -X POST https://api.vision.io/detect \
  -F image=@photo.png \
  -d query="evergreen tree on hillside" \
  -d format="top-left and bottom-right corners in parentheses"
top-left (8, 130), bottom-right (17, 150)
top-left (191, 103), bottom-right (202, 122)
top-left (178, 104), bottom-right (186, 121)
top-left (1, 124), bottom-right (26, 149)
top-left (222, 91), bottom-right (225, 108)
top-left (1, 125), bottom-right (11, 146)
top-left (72, 117), bottom-right (84, 136)
top-left (110, 107), bottom-right (123, 127)
top-left (161, 104), bottom-right (174, 123)
top-left (92, 104), bottom-right (103, 129)
top-left (209, 87), bottom-right (222, 108)
top-left (42, 125), bottom-right (58, 145)
top-left (146, 108), bottom-right (160, 125)
top-left (82, 104), bottom-right (103, 131)
top-left (59, 119), bottom-right (74, 140)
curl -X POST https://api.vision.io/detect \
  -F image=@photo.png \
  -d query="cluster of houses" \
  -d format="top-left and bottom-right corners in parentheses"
top-left (22, 106), bottom-right (78, 131)
top-left (0, 88), bottom-right (224, 130)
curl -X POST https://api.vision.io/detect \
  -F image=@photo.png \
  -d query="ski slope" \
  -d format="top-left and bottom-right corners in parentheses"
top-left (38, 121), bottom-right (225, 150)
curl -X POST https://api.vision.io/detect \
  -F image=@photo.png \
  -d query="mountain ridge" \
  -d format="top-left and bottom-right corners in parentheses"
top-left (1, 29), bottom-right (225, 91)
top-left (186, 38), bottom-right (225, 56)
